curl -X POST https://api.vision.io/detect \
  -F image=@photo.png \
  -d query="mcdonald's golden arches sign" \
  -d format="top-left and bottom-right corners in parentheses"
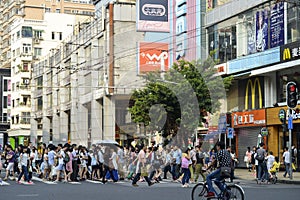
top-left (280, 41), bottom-right (300, 62)
top-left (244, 78), bottom-right (264, 110)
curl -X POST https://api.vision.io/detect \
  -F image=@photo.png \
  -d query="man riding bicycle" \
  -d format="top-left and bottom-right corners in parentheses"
top-left (204, 141), bottom-right (232, 198)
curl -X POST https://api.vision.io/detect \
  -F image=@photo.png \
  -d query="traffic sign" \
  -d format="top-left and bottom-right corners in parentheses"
top-left (278, 109), bottom-right (286, 123)
top-left (227, 128), bottom-right (234, 139)
top-left (288, 116), bottom-right (293, 130)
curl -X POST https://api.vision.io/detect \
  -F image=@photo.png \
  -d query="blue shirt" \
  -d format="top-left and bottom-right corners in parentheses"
top-left (48, 150), bottom-right (55, 166)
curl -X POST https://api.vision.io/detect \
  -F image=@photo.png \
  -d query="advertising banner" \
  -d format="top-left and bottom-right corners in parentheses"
top-left (270, 2), bottom-right (285, 48)
top-left (137, 0), bottom-right (169, 32)
top-left (256, 9), bottom-right (269, 52)
top-left (247, 17), bottom-right (256, 54)
top-left (138, 42), bottom-right (169, 74)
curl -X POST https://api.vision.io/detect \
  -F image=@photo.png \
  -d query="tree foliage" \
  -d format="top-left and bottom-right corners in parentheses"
top-left (129, 59), bottom-right (233, 146)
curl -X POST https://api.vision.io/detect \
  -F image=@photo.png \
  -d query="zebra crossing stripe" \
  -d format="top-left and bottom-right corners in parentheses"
top-left (0, 181), bottom-right (10, 186)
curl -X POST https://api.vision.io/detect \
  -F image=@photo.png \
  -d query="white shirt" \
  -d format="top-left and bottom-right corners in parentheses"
top-left (283, 151), bottom-right (290, 164)
top-left (98, 150), bottom-right (104, 163)
top-left (58, 150), bottom-right (65, 165)
top-left (110, 152), bottom-right (118, 169)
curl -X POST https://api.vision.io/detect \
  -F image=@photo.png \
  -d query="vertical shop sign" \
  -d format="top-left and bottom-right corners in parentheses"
top-left (270, 2), bottom-right (285, 48)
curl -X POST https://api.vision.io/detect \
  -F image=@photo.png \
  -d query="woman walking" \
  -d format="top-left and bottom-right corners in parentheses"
top-left (245, 147), bottom-right (252, 172)
top-left (17, 146), bottom-right (33, 184)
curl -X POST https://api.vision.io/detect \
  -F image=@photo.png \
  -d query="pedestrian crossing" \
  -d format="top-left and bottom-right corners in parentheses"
top-left (0, 180), bottom-right (10, 186)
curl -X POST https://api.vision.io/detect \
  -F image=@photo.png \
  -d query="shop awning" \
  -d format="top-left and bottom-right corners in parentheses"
top-left (250, 59), bottom-right (300, 76)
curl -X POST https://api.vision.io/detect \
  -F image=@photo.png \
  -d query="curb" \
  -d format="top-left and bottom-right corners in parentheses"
top-left (236, 177), bottom-right (300, 185)
top-left (277, 179), bottom-right (300, 185)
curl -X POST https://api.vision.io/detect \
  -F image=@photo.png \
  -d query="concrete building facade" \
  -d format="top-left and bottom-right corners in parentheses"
top-left (31, 0), bottom-right (147, 147)
top-left (0, 0), bottom-right (95, 146)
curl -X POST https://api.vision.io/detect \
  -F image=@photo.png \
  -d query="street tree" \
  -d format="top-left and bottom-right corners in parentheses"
top-left (129, 58), bottom-right (233, 147)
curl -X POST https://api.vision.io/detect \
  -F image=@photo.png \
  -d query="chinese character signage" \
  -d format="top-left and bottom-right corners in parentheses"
top-left (280, 40), bottom-right (300, 62)
top-left (270, 2), bottom-right (285, 48)
top-left (137, 0), bottom-right (169, 32)
top-left (256, 9), bottom-right (269, 52)
top-left (232, 109), bottom-right (266, 128)
top-left (138, 42), bottom-right (169, 74)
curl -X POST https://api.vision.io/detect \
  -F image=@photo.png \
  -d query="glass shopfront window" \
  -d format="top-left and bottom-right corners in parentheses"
top-left (207, 2), bottom-right (290, 64)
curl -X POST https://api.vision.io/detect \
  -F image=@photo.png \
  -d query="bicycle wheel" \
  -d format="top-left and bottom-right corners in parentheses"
top-left (191, 182), bottom-right (208, 200)
top-left (227, 185), bottom-right (245, 200)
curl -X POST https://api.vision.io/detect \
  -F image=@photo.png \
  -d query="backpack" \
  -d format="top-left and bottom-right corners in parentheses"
top-left (63, 152), bottom-right (70, 163)
top-left (255, 154), bottom-right (264, 162)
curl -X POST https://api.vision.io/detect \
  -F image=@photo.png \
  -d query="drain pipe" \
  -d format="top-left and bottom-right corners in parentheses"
top-left (108, 2), bottom-right (114, 95)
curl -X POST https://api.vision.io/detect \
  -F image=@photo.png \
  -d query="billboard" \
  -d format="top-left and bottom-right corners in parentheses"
top-left (138, 42), bottom-right (169, 74)
top-left (137, 0), bottom-right (169, 32)
top-left (256, 9), bottom-right (269, 52)
top-left (270, 2), bottom-right (285, 48)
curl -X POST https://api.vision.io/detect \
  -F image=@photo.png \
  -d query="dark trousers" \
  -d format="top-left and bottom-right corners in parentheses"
top-left (18, 165), bottom-right (30, 182)
top-left (132, 172), bottom-right (151, 185)
top-left (71, 160), bottom-right (79, 181)
top-left (163, 164), bottom-right (172, 179)
top-left (99, 163), bottom-right (104, 179)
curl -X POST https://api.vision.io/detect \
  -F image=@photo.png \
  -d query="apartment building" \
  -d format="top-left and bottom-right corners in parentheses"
top-left (0, 0), bottom-right (95, 146)
top-left (31, 0), bottom-right (147, 147)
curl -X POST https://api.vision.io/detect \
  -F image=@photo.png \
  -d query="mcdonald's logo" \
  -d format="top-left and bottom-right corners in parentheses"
top-left (245, 78), bottom-right (263, 110)
top-left (283, 48), bottom-right (291, 61)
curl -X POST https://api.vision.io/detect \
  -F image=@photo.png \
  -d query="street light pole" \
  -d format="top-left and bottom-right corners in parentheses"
top-left (288, 109), bottom-right (293, 180)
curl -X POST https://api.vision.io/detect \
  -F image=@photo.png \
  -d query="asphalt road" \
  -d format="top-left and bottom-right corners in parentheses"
top-left (1, 179), bottom-right (300, 200)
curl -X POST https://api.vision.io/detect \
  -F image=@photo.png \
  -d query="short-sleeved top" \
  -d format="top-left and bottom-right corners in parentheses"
top-left (217, 149), bottom-right (231, 168)
top-left (283, 151), bottom-right (290, 163)
top-left (8, 151), bottom-right (15, 163)
top-left (256, 148), bottom-right (266, 163)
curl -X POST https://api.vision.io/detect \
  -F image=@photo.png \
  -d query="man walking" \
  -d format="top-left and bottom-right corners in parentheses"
top-left (283, 147), bottom-right (291, 178)
top-left (256, 142), bottom-right (267, 183)
top-left (132, 145), bottom-right (154, 187)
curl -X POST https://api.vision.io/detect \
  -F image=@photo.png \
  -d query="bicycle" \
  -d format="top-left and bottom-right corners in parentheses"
top-left (191, 175), bottom-right (245, 200)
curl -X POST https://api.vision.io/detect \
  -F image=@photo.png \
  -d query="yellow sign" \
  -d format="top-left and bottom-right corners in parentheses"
top-left (245, 78), bottom-right (262, 110)
top-left (283, 48), bottom-right (291, 61)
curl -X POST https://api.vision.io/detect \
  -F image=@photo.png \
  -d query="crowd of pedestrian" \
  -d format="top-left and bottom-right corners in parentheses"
top-left (1, 140), bottom-right (297, 187)
top-left (243, 142), bottom-right (298, 184)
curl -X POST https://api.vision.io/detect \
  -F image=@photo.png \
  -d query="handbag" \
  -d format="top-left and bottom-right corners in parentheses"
top-left (244, 156), bottom-right (249, 163)
top-left (220, 166), bottom-right (232, 178)
top-left (141, 166), bottom-right (148, 177)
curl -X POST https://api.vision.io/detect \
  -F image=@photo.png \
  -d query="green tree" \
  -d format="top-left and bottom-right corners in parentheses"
top-left (129, 59), bottom-right (233, 147)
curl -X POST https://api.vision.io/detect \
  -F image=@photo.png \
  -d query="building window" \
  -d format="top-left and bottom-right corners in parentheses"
top-left (52, 32), bottom-right (55, 40)
top-left (59, 32), bottom-right (62, 40)
top-left (37, 97), bottom-right (43, 111)
top-left (22, 44), bottom-right (32, 54)
top-left (21, 112), bottom-right (30, 124)
top-left (34, 48), bottom-right (42, 56)
top-left (56, 9), bottom-right (61, 13)
top-left (23, 63), bottom-right (29, 71)
top-left (21, 26), bottom-right (33, 38)
top-left (45, 8), bottom-right (51, 13)
top-left (3, 96), bottom-right (8, 108)
top-left (17, 31), bottom-right (21, 39)
top-left (34, 30), bottom-right (43, 39)
top-left (3, 79), bottom-right (8, 91)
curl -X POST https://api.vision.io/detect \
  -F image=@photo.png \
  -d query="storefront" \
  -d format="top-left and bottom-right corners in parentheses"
top-left (231, 109), bottom-right (266, 167)
top-left (267, 106), bottom-right (300, 170)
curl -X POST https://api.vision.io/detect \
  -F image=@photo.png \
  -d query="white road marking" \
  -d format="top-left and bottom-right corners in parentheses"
top-left (17, 194), bottom-right (39, 197)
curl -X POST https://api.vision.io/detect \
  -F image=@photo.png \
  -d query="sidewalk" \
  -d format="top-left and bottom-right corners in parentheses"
top-left (234, 168), bottom-right (300, 184)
